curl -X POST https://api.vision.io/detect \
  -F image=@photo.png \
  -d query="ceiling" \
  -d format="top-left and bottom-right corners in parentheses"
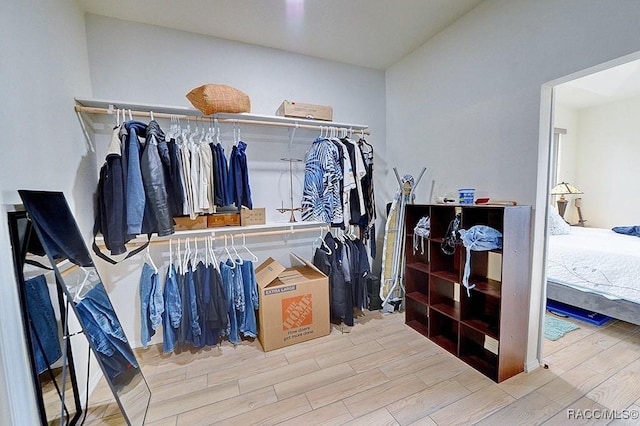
top-left (556, 59), bottom-right (640, 109)
top-left (78, 0), bottom-right (483, 70)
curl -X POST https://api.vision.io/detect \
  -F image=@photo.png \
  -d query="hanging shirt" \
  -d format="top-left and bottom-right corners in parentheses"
top-left (198, 142), bottom-right (215, 213)
top-left (332, 138), bottom-right (354, 227)
top-left (178, 135), bottom-right (193, 216)
top-left (167, 139), bottom-right (186, 217)
top-left (342, 138), bottom-right (367, 224)
top-left (189, 138), bottom-right (202, 217)
top-left (302, 138), bottom-right (343, 224)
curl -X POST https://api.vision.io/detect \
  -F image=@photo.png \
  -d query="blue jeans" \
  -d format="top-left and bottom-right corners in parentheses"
top-left (162, 264), bottom-right (181, 353)
top-left (239, 261), bottom-right (258, 338)
top-left (186, 265), bottom-right (202, 346)
top-left (139, 263), bottom-right (164, 348)
top-left (24, 275), bottom-right (61, 374)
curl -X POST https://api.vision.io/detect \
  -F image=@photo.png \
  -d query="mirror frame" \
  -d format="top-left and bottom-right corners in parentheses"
top-left (18, 190), bottom-right (151, 425)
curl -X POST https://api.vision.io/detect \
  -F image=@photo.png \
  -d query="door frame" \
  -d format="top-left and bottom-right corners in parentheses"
top-left (529, 50), bottom-right (640, 369)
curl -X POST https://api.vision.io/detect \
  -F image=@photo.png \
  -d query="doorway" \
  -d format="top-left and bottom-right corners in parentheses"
top-left (534, 51), bottom-right (640, 367)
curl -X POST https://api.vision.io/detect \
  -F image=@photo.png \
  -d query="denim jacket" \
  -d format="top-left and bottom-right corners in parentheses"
top-left (124, 121), bottom-right (147, 235)
top-left (220, 260), bottom-right (243, 344)
top-left (139, 262), bottom-right (164, 348)
top-left (75, 282), bottom-right (138, 379)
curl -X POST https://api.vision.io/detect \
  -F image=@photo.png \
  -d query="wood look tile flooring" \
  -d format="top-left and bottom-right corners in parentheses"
top-left (76, 311), bottom-right (640, 425)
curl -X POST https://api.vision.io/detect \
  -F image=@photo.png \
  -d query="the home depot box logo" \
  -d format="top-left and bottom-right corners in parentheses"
top-left (282, 294), bottom-right (313, 330)
top-left (255, 254), bottom-right (329, 351)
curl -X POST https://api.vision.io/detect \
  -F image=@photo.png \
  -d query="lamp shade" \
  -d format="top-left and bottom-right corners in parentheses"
top-left (550, 182), bottom-right (583, 195)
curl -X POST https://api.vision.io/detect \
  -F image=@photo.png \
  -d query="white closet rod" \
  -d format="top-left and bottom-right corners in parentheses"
top-left (74, 105), bottom-right (371, 135)
top-left (96, 225), bottom-right (330, 249)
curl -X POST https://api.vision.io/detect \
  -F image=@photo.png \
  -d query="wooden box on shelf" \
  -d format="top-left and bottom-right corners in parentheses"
top-left (403, 204), bottom-right (531, 382)
top-left (276, 100), bottom-right (333, 121)
top-left (173, 215), bottom-right (208, 231)
top-left (207, 212), bottom-right (241, 228)
top-left (240, 207), bottom-right (266, 226)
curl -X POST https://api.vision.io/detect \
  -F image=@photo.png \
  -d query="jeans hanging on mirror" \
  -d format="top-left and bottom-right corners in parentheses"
top-left (24, 275), bottom-right (62, 373)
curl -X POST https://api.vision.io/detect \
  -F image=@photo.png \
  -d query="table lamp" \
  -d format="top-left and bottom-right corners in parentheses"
top-left (550, 182), bottom-right (583, 218)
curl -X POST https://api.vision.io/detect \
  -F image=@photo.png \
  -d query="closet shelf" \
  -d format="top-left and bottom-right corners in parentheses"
top-left (74, 97), bottom-right (370, 134)
top-left (94, 220), bottom-right (329, 247)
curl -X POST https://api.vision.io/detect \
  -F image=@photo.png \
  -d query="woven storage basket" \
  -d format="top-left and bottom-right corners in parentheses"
top-left (186, 84), bottom-right (251, 115)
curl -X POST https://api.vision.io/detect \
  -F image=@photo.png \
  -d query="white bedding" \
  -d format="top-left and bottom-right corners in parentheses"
top-left (547, 226), bottom-right (640, 304)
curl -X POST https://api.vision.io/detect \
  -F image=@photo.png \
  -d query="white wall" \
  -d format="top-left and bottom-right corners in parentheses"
top-left (84, 14), bottom-right (387, 348)
top-left (386, 0), bottom-right (640, 370)
top-left (553, 103), bottom-right (580, 224)
top-left (573, 96), bottom-right (640, 228)
top-left (0, 0), bottom-right (92, 423)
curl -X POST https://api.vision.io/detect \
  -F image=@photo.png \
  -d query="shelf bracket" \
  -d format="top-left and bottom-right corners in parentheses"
top-left (288, 123), bottom-right (298, 150)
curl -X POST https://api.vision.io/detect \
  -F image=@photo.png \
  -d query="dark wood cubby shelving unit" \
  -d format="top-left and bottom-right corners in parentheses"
top-left (404, 204), bottom-right (531, 382)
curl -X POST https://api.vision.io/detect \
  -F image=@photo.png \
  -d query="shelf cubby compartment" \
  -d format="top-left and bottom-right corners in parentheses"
top-left (460, 206), bottom-right (504, 234)
top-left (461, 283), bottom-right (500, 339)
top-left (428, 309), bottom-right (459, 355)
top-left (463, 248), bottom-right (503, 284)
top-left (428, 205), bottom-right (459, 239)
top-left (459, 323), bottom-right (499, 381)
top-left (405, 234), bottom-right (429, 267)
top-left (404, 204), bottom-right (430, 235)
top-left (429, 239), bottom-right (460, 278)
top-left (405, 263), bottom-right (429, 298)
top-left (429, 275), bottom-right (460, 320)
top-left (405, 296), bottom-right (429, 336)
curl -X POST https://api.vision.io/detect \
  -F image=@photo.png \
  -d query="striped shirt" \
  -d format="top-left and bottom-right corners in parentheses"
top-left (302, 138), bottom-right (343, 223)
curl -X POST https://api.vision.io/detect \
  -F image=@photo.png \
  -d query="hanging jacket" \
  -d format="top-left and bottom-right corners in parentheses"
top-left (162, 264), bottom-right (181, 354)
top-left (123, 121), bottom-right (147, 235)
top-left (220, 259), bottom-right (244, 344)
top-left (227, 141), bottom-right (253, 211)
top-left (203, 264), bottom-right (228, 346)
top-left (313, 233), bottom-right (353, 326)
top-left (96, 126), bottom-right (128, 255)
top-left (166, 139), bottom-right (185, 217)
top-left (141, 120), bottom-right (175, 237)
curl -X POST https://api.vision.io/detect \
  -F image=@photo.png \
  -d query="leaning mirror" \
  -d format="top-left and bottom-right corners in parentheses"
top-left (18, 190), bottom-right (151, 425)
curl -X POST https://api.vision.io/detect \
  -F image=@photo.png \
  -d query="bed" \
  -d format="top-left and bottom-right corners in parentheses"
top-left (546, 226), bottom-right (640, 326)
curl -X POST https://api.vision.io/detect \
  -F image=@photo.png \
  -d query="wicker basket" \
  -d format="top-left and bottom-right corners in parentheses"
top-left (186, 84), bottom-right (251, 115)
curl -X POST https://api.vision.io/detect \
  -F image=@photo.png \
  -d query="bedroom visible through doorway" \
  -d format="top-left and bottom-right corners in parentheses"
top-left (535, 51), bottom-right (640, 369)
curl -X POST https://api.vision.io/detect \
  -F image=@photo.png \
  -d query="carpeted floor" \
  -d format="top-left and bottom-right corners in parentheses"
top-left (544, 313), bottom-right (580, 341)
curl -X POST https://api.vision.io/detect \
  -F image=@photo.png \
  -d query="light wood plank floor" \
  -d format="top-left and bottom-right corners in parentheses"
top-left (69, 311), bottom-right (640, 425)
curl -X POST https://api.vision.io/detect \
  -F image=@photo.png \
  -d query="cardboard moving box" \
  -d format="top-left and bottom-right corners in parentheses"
top-left (255, 253), bottom-right (330, 351)
top-left (276, 100), bottom-right (333, 121)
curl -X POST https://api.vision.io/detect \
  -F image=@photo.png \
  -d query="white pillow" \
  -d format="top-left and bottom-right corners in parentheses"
top-left (548, 207), bottom-right (571, 235)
